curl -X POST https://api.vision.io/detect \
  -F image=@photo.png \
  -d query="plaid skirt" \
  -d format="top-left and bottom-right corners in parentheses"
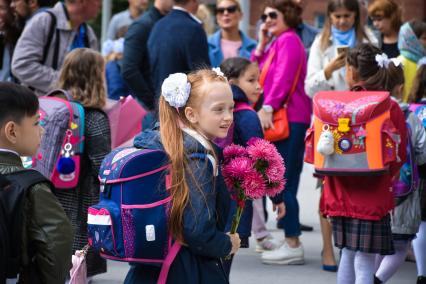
top-left (331, 215), bottom-right (394, 255)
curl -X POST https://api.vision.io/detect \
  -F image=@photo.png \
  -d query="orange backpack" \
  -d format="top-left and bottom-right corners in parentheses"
top-left (304, 91), bottom-right (401, 176)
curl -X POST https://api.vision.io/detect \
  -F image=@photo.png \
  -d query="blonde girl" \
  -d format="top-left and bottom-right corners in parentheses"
top-left (55, 48), bottom-right (111, 279)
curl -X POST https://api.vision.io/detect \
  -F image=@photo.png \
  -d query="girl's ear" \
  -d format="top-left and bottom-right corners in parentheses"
top-left (4, 121), bottom-right (18, 144)
top-left (184, 106), bottom-right (198, 124)
top-left (228, 78), bottom-right (237, 85)
top-left (345, 64), bottom-right (359, 87)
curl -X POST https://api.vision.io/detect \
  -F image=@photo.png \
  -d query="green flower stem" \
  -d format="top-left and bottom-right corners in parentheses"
top-left (230, 205), bottom-right (244, 234)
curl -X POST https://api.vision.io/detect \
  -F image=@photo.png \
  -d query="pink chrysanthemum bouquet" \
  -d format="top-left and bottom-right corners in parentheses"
top-left (222, 138), bottom-right (286, 234)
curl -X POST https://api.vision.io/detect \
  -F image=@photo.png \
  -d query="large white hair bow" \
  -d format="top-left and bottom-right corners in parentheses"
top-left (102, 38), bottom-right (125, 56)
top-left (161, 73), bottom-right (191, 108)
top-left (375, 53), bottom-right (402, 69)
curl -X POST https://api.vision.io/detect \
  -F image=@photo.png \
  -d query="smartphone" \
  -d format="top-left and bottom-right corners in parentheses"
top-left (336, 45), bottom-right (349, 57)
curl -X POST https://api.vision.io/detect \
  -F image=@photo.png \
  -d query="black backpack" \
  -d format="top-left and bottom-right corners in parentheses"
top-left (0, 170), bottom-right (51, 283)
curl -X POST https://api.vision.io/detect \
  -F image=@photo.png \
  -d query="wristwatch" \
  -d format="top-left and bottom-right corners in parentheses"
top-left (262, 105), bottom-right (273, 113)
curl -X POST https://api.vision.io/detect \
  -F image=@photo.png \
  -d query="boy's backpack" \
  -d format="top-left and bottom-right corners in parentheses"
top-left (0, 170), bottom-right (51, 282)
top-left (87, 147), bottom-right (185, 284)
top-left (214, 102), bottom-right (255, 148)
top-left (304, 91), bottom-right (400, 176)
top-left (34, 89), bottom-right (85, 189)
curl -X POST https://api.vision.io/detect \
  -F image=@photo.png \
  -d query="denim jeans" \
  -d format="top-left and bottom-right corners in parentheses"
top-left (276, 122), bottom-right (309, 237)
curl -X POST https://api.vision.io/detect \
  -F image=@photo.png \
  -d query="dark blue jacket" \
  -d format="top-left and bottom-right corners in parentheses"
top-left (122, 6), bottom-right (164, 110)
top-left (105, 60), bottom-right (131, 100)
top-left (208, 30), bottom-right (257, 67)
top-left (148, 9), bottom-right (210, 97)
top-left (127, 129), bottom-right (231, 284)
top-left (223, 85), bottom-right (264, 243)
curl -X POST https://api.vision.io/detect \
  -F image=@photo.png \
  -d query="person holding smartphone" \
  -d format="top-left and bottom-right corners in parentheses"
top-left (305, 0), bottom-right (377, 98)
top-left (304, 0), bottom-right (377, 272)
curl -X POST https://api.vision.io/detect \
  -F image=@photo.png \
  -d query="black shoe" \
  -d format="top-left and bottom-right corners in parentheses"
top-left (374, 276), bottom-right (382, 284)
top-left (418, 276), bottom-right (426, 284)
top-left (300, 223), bottom-right (313, 231)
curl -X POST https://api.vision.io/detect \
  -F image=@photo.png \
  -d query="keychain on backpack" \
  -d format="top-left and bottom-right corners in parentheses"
top-left (56, 130), bottom-right (76, 179)
top-left (317, 124), bottom-right (335, 156)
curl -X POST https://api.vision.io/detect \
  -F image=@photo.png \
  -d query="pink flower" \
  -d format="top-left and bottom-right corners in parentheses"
top-left (266, 178), bottom-right (286, 198)
top-left (242, 171), bottom-right (266, 199)
top-left (247, 138), bottom-right (283, 166)
top-left (223, 144), bottom-right (248, 162)
top-left (265, 161), bottom-right (286, 182)
top-left (222, 156), bottom-right (254, 180)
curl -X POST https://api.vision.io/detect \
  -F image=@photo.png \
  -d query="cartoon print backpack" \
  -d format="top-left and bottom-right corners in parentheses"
top-left (214, 102), bottom-right (255, 148)
top-left (304, 91), bottom-right (400, 176)
top-left (88, 147), bottom-right (197, 284)
top-left (393, 117), bottom-right (419, 205)
top-left (34, 89), bottom-right (85, 189)
top-left (410, 104), bottom-right (426, 128)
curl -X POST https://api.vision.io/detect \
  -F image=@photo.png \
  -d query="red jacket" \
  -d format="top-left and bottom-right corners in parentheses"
top-left (320, 100), bottom-right (407, 221)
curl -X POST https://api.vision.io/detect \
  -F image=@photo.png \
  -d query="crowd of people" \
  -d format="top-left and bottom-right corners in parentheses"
top-left (0, 0), bottom-right (425, 283)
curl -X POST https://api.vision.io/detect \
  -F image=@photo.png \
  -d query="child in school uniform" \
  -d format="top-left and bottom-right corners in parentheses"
top-left (219, 57), bottom-right (285, 276)
top-left (127, 69), bottom-right (241, 284)
top-left (372, 54), bottom-right (426, 284)
top-left (54, 48), bottom-right (111, 279)
top-left (320, 43), bottom-right (408, 284)
top-left (0, 83), bottom-right (73, 283)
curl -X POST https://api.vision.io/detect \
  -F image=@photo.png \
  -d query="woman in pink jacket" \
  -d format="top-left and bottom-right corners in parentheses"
top-left (251, 0), bottom-right (312, 265)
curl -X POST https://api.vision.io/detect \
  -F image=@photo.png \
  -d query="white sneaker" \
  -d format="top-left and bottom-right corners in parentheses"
top-left (255, 236), bottom-right (282, 253)
top-left (261, 241), bottom-right (304, 265)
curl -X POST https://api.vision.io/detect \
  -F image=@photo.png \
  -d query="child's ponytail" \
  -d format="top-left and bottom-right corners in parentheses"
top-left (159, 97), bottom-right (189, 243)
top-left (159, 69), bottom-right (228, 243)
top-left (347, 43), bottom-right (404, 94)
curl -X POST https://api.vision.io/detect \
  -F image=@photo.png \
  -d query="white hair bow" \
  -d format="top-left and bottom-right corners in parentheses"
top-left (161, 73), bottom-right (191, 108)
top-left (375, 53), bottom-right (402, 69)
top-left (212, 67), bottom-right (225, 77)
top-left (101, 38), bottom-right (125, 56)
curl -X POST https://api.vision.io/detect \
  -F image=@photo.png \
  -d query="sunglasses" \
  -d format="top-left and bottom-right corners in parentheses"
top-left (216, 5), bottom-right (238, 15)
top-left (260, 11), bottom-right (278, 22)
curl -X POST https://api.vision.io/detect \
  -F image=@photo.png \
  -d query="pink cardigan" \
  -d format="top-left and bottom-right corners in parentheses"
top-left (251, 29), bottom-right (312, 124)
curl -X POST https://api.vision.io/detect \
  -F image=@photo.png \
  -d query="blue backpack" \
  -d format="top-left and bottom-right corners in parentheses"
top-left (88, 147), bottom-right (209, 283)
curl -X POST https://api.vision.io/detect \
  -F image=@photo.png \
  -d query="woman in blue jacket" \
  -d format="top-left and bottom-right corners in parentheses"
top-left (208, 0), bottom-right (257, 67)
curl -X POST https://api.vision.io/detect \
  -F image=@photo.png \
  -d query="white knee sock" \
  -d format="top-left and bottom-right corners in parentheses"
top-left (374, 254), bottom-right (384, 272)
top-left (337, 248), bottom-right (356, 284)
top-left (375, 240), bottom-right (409, 282)
top-left (414, 221), bottom-right (426, 276)
top-left (354, 251), bottom-right (376, 284)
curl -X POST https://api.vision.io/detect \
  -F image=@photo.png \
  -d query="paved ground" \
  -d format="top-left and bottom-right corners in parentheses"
top-left (92, 163), bottom-right (417, 283)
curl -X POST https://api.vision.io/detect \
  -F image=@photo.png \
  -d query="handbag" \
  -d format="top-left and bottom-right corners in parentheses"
top-left (104, 96), bottom-right (147, 148)
top-left (259, 47), bottom-right (303, 142)
top-left (69, 245), bottom-right (90, 284)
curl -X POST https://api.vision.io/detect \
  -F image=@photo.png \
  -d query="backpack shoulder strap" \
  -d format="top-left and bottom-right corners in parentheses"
top-left (42, 10), bottom-right (57, 66)
top-left (188, 153), bottom-right (217, 176)
top-left (5, 170), bottom-right (52, 191)
top-left (45, 89), bottom-right (73, 101)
